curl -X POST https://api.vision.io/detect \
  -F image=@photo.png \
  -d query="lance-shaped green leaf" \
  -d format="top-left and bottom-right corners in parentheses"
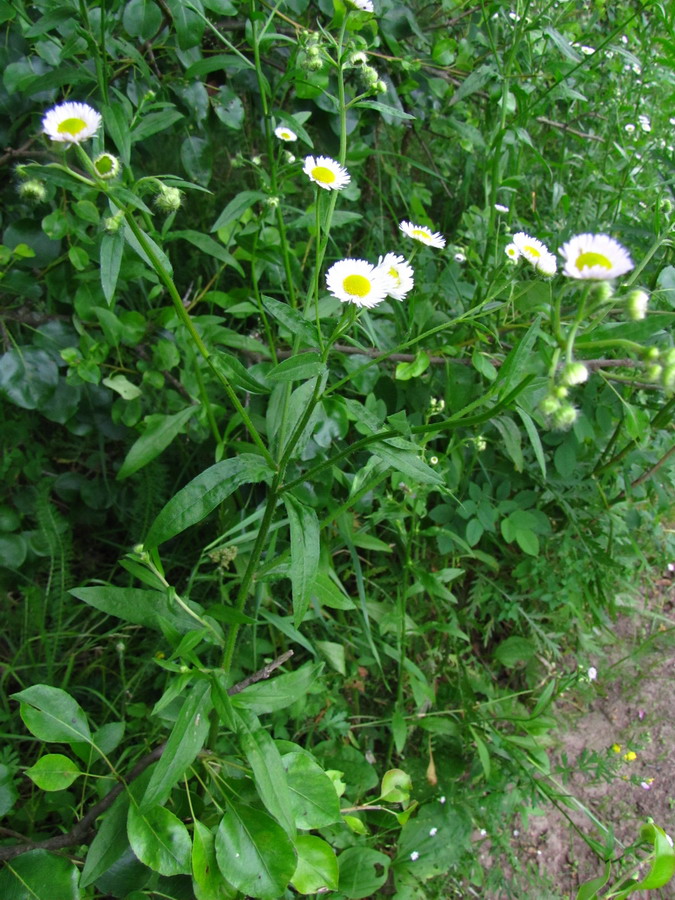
top-left (283, 493), bottom-right (320, 628)
top-left (193, 819), bottom-right (237, 900)
top-left (100, 229), bottom-right (125, 305)
top-left (237, 709), bottom-right (295, 837)
top-left (127, 802), bottom-right (192, 876)
top-left (232, 662), bottom-right (324, 714)
top-left (141, 680), bottom-right (212, 811)
top-left (211, 190), bottom-right (266, 231)
top-left (267, 353), bottom-right (326, 384)
top-left (81, 791), bottom-right (132, 888)
top-left (371, 438), bottom-right (443, 486)
top-left (123, 222), bottom-right (173, 276)
top-left (214, 804), bottom-right (296, 900)
top-left (12, 684), bottom-right (92, 745)
top-left (145, 454), bottom-right (272, 547)
top-left (627, 824), bottom-right (675, 892)
top-left (117, 406), bottom-right (197, 480)
top-left (70, 586), bottom-right (200, 634)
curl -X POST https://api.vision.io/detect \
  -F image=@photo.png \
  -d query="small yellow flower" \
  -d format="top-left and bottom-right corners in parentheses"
top-left (611, 743), bottom-right (622, 753)
top-left (623, 751), bottom-right (637, 762)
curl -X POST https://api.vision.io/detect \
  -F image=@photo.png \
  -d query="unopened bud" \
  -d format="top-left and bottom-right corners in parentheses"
top-left (374, 80), bottom-right (388, 94)
top-left (104, 212), bottom-right (124, 234)
top-left (646, 364), bottom-right (663, 382)
top-left (540, 395), bottom-right (561, 416)
top-left (552, 404), bottom-right (578, 430)
top-left (265, 195), bottom-right (280, 208)
top-left (305, 56), bottom-right (323, 71)
top-left (361, 65), bottom-right (380, 86)
top-left (18, 179), bottom-right (47, 203)
top-left (593, 281), bottom-right (614, 303)
top-left (644, 347), bottom-right (659, 361)
top-left (154, 184), bottom-right (182, 213)
top-left (93, 152), bottom-right (120, 180)
top-left (663, 348), bottom-right (675, 367)
top-left (307, 45), bottom-right (321, 59)
top-left (251, 156), bottom-right (262, 166)
top-left (561, 362), bottom-right (589, 386)
top-left (283, 151), bottom-right (296, 164)
top-left (662, 365), bottom-right (675, 390)
top-left (350, 51), bottom-right (368, 66)
top-left (626, 288), bottom-right (649, 321)
top-left (661, 197), bottom-right (673, 214)
top-left (553, 385), bottom-right (569, 400)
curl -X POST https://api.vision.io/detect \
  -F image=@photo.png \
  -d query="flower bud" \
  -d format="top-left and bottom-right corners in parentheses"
top-left (103, 212), bottom-right (124, 234)
top-left (350, 51), bottom-right (367, 66)
top-left (662, 365), bottom-right (675, 390)
top-left (626, 288), bottom-right (649, 320)
top-left (93, 152), bottom-right (120, 180)
top-left (283, 151), bottom-right (296, 164)
top-left (374, 80), bottom-right (388, 94)
top-left (660, 197), bottom-right (673, 214)
top-left (360, 65), bottom-right (379, 86)
top-left (644, 347), bottom-right (659, 361)
top-left (539, 394), bottom-right (561, 416)
top-left (561, 362), bottom-right (589, 386)
top-left (18, 179), bottom-right (47, 203)
top-left (265, 195), bottom-right (280, 208)
top-left (305, 56), bottom-right (324, 71)
top-left (307, 45), bottom-right (321, 59)
top-left (552, 404), bottom-right (578, 430)
top-left (646, 364), bottom-right (663, 382)
top-left (593, 281), bottom-right (614, 302)
top-left (553, 385), bottom-right (569, 399)
top-left (663, 348), bottom-right (675, 367)
top-left (154, 184), bottom-right (182, 213)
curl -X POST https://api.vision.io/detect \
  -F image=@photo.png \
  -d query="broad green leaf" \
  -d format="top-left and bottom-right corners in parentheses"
top-left (100, 230), bottom-right (125, 305)
top-left (0, 348), bottom-right (58, 411)
top-left (117, 407), bottom-right (197, 480)
top-left (311, 571), bottom-right (355, 610)
top-left (395, 351), bottom-right (430, 381)
top-left (338, 847), bottom-right (390, 899)
top-left (237, 710), bottom-right (295, 836)
top-left (0, 764), bottom-right (18, 817)
top-left (283, 752), bottom-right (342, 829)
top-left (145, 454), bottom-right (272, 547)
top-left (291, 835), bottom-right (339, 894)
top-left (396, 800), bottom-right (472, 879)
top-left (123, 0), bottom-right (162, 39)
top-left (12, 684), bottom-right (92, 745)
top-left (181, 135), bottom-right (212, 187)
top-left (193, 820), bottom-right (237, 900)
top-left (283, 493), bottom-right (320, 627)
top-left (515, 528), bottom-right (539, 556)
top-left (102, 374), bottom-right (142, 400)
top-left (141, 681), bottom-right (212, 810)
top-left (632, 824), bottom-right (675, 890)
top-left (233, 662), bottom-right (323, 714)
top-left (26, 754), bottom-right (81, 791)
top-left (0, 850), bottom-right (81, 900)
top-left (450, 63), bottom-right (496, 105)
top-left (130, 109), bottom-right (184, 143)
top-left (494, 636), bottom-right (536, 667)
top-left (380, 769), bottom-right (412, 803)
top-left (214, 804), bottom-right (297, 900)
top-left (80, 791), bottom-right (131, 888)
top-left (315, 640), bottom-right (345, 675)
top-left (70, 586), bottom-right (200, 634)
top-left (211, 190), bottom-right (266, 232)
top-left (165, 0), bottom-right (204, 48)
top-left (127, 802), bottom-right (192, 876)
top-left (267, 352), bottom-right (326, 384)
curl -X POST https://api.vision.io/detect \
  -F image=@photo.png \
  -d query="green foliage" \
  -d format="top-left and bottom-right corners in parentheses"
top-left (0, 0), bottom-right (674, 897)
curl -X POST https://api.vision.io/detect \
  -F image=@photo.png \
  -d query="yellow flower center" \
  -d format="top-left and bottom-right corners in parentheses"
top-left (387, 266), bottom-right (401, 285)
top-left (575, 251), bottom-right (611, 270)
top-left (280, 131), bottom-right (291, 139)
top-left (523, 245), bottom-right (540, 257)
top-left (311, 166), bottom-right (336, 184)
top-left (412, 228), bottom-right (430, 241)
top-left (57, 117), bottom-right (87, 135)
top-left (343, 274), bottom-right (371, 297)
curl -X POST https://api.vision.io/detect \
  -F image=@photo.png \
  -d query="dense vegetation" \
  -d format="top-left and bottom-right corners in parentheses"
top-left (1, 0), bottom-right (674, 897)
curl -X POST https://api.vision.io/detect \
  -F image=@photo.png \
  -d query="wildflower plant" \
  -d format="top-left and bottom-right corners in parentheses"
top-left (0, 2), bottom-right (674, 899)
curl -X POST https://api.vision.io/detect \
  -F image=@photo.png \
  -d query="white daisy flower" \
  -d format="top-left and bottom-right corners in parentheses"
top-left (505, 243), bottom-right (520, 261)
top-left (399, 220), bottom-right (446, 249)
top-left (376, 252), bottom-right (414, 301)
top-left (494, 203), bottom-right (509, 213)
top-left (274, 125), bottom-right (297, 142)
top-left (325, 258), bottom-right (393, 308)
top-left (559, 233), bottom-right (634, 280)
top-left (348, 0), bottom-right (374, 10)
top-left (512, 232), bottom-right (557, 276)
top-left (303, 155), bottom-right (350, 191)
top-left (588, 666), bottom-right (598, 681)
top-left (42, 101), bottom-right (102, 144)
top-left (625, 123), bottom-right (635, 134)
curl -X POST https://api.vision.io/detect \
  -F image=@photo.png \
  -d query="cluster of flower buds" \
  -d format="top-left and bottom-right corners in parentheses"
top-left (299, 31), bottom-right (324, 72)
top-left (540, 384), bottom-right (578, 431)
top-left (347, 48), bottom-right (387, 94)
top-left (154, 183), bottom-right (182, 213)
